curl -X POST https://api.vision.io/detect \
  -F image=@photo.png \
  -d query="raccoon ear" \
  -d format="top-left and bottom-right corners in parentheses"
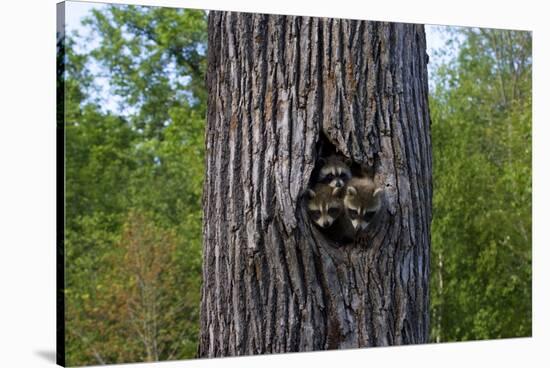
top-left (344, 157), bottom-right (353, 167)
top-left (373, 188), bottom-right (384, 204)
top-left (317, 157), bottom-right (326, 166)
top-left (372, 188), bottom-right (384, 211)
top-left (346, 186), bottom-right (357, 196)
top-left (306, 189), bottom-right (316, 198)
top-left (332, 187), bottom-right (342, 196)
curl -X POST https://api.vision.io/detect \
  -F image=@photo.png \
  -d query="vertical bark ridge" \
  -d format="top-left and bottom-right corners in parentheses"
top-left (200, 11), bottom-right (432, 357)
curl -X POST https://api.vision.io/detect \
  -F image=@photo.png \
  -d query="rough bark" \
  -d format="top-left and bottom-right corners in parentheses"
top-left (199, 11), bottom-right (432, 357)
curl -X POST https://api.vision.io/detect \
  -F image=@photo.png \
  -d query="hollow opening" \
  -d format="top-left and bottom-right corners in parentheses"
top-left (304, 133), bottom-right (382, 247)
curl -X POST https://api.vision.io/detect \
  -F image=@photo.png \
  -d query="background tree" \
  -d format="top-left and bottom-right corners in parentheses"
top-left (199, 12), bottom-right (432, 356)
top-left (62, 5), bottom-right (206, 365)
top-left (429, 27), bottom-right (531, 342)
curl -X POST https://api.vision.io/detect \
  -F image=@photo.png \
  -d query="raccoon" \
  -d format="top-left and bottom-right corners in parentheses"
top-left (343, 177), bottom-right (384, 232)
top-left (317, 155), bottom-right (352, 188)
top-left (306, 183), bottom-right (344, 228)
top-left (306, 183), bottom-right (355, 243)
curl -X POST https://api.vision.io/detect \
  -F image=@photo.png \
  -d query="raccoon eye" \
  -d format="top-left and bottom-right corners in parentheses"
top-left (364, 211), bottom-right (376, 222)
top-left (347, 209), bottom-right (358, 219)
top-left (309, 210), bottom-right (321, 220)
top-left (326, 173), bottom-right (334, 180)
top-left (327, 208), bottom-right (339, 217)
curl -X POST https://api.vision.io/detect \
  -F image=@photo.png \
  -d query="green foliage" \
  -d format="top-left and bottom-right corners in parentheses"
top-left (63, 5), bottom-right (206, 366)
top-left (83, 5), bottom-right (207, 137)
top-left (429, 27), bottom-right (532, 342)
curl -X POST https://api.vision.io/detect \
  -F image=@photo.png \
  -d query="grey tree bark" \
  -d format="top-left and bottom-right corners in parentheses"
top-left (199, 11), bottom-right (432, 357)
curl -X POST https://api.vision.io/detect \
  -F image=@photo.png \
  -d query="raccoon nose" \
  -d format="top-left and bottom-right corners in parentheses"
top-left (322, 220), bottom-right (330, 227)
top-left (333, 180), bottom-right (343, 188)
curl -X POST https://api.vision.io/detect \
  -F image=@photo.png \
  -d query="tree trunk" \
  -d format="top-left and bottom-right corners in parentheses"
top-left (199, 11), bottom-right (432, 357)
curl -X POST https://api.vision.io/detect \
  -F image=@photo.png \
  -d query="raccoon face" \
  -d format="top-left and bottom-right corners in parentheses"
top-left (344, 186), bottom-right (383, 231)
top-left (317, 156), bottom-right (352, 188)
top-left (307, 185), bottom-right (343, 228)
